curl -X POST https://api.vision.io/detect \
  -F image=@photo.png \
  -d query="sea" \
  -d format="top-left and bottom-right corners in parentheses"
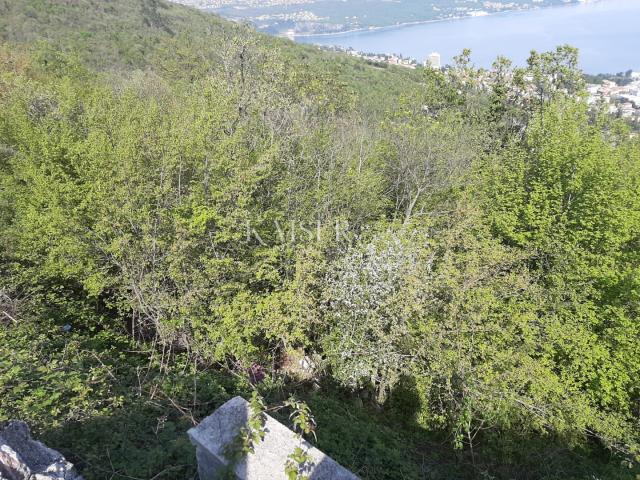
top-left (296, 0), bottom-right (640, 74)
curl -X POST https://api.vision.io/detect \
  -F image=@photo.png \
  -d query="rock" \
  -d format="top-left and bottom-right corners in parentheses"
top-left (0, 421), bottom-right (83, 480)
top-left (297, 356), bottom-right (316, 374)
top-left (0, 443), bottom-right (31, 480)
top-left (188, 396), bottom-right (360, 480)
top-left (280, 349), bottom-right (319, 381)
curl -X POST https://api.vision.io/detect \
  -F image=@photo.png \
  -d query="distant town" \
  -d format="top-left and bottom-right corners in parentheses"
top-left (320, 45), bottom-right (640, 124)
top-left (318, 45), bottom-right (449, 70)
top-left (318, 45), bottom-right (422, 69)
top-left (587, 74), bottom-right (640, 123)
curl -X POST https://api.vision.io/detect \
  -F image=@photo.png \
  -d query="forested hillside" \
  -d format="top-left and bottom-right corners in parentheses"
top-left (0, 1), bottom-right (639, 479)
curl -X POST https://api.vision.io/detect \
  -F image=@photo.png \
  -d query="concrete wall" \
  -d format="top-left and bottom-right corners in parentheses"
top-left (188, 396), bottom-right (359, 480)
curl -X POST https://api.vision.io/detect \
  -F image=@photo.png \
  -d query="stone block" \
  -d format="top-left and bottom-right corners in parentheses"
top-left (188, 396), bottom-right (359, 480)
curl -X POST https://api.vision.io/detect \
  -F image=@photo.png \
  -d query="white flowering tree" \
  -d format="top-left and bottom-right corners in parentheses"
top-left (322, 230), bottom-right (429, 403)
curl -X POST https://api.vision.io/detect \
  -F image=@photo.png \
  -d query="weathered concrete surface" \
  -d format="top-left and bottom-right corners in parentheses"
top-left (0, 421), bottom-right (83, 480)
top-left (188, 396), bottom-right (359, 480)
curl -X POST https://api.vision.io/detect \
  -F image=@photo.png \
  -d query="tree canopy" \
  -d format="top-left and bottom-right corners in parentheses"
top-left (0, 2), bottom-right (638, 479)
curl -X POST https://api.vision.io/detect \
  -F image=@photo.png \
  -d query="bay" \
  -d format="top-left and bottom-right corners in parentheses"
top-left (296, 0), bottom-right (640, 73)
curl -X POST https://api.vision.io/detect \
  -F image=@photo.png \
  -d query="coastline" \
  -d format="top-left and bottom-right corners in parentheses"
top-left (287, 0), bottom-right (639, 73)
top-left (285, 0), bottom-right (597, 39)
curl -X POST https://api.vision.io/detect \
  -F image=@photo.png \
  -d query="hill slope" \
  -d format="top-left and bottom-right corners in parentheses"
top-left (0, 2), bottom-right (639, 480)
top-left (0, 0), bottom-right (421, 113)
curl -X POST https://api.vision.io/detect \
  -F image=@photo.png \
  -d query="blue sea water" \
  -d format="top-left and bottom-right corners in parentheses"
top-left (296, 0), bottom-right (640, 73)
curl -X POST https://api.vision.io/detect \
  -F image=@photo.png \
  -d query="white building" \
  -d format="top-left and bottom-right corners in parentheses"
top-left (424, 52), bottom-right (441, 69)
top-left (619, 102), bottom-right (634, 119)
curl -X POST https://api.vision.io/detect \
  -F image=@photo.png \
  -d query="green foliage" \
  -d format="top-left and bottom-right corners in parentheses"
top-left (282, 397), bottom-right (317, 480)
top-left (284, 397), bottom-right (316, 439)
top-left (480, 98), bottom-right (640, 460)
top-left (284, 446), bottom-right (313, 480)
top-left (306, 392), bottom-right (425, 480)
top-left (0, 2), bottom-right (639, 479)
top-left (0, 322), bottom-right (120, 428)
top-left (225, 390), bottom-right (268, 463)
top-left (0, 316), bottom-right (249, 479)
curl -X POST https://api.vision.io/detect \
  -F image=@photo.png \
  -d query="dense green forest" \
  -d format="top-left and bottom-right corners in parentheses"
top-left (0, 1), bottom-right (639, 479)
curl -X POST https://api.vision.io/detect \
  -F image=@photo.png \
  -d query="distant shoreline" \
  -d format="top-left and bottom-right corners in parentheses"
top-left (288, 0), bottom-right (638, 74)
top-left (285, 0), bottom-right (595, 39)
